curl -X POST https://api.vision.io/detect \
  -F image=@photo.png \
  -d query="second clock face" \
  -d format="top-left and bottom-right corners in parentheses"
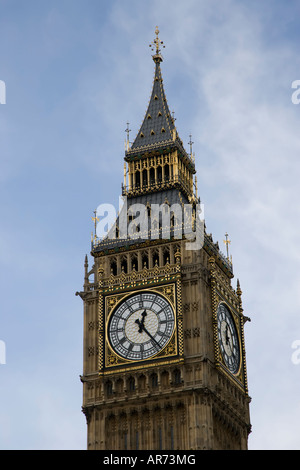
top-left (108, 291), bottom-right (175, 361)
top-left (217, 302), bottom-right (240, 374)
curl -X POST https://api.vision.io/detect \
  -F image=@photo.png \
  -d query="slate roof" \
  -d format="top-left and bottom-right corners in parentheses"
top-left (124, 53), bottom-right (192, 166)
top-left (92, 187), bottom-right (192, 252)
top-left (130, 57), bottom-right (176, 151)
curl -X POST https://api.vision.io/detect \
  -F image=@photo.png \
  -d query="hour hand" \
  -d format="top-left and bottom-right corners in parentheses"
top-left (141, 309), bottom-right (147, 322)
top-left (135, 310), bottom-right (147, 333)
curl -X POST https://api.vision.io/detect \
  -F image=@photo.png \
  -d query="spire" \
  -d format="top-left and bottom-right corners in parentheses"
top-left (236, 278), bottom-right (242, 296)
top-left (129, 27), bottom-right (183, 154)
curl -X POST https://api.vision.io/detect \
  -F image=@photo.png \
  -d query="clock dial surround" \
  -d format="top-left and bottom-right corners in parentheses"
top-left (108, 291), bottom-right (175, 361)
top-left (217, 302), bottom-right (240, 374)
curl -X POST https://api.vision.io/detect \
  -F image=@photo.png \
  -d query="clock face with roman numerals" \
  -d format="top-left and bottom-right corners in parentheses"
top-left (108, 292), bottom-right (175, 361)
top-left (217, 303), bottom-right (240, 374)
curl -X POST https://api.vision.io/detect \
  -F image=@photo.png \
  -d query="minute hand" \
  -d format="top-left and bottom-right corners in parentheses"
top-left (141, 324), bottom-right (161, 350)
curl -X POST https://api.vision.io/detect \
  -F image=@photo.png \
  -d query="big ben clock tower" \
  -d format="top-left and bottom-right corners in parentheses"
top-left (76, 28), bottom-right (251, 450)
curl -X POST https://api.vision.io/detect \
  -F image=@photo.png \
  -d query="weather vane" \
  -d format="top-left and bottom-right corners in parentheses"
top-left (149, 26), bottom-right (165, 57)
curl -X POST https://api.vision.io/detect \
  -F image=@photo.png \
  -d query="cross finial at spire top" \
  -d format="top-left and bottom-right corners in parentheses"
top-left (149, 26), bottom-right (165, 62)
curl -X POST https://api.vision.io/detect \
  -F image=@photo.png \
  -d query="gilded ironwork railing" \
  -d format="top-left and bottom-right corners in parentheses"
top-left (121, 174), bottom-right (192, 198)
top-left (99, 260), bottom-right (180, 292)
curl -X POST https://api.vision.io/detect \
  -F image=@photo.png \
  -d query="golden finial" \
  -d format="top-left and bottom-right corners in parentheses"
top-left (125, 122), bottom-right (131, 151)
top-left (223, 232), bottom-right (232, 264)
top-left (91, 209), bottom-right (99, 239)
top-left (223, 232), bottom-right (231, 259)
top-left (149, 26), bottom-right (165, 61)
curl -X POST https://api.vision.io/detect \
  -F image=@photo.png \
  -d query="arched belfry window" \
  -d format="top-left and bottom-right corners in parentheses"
top-left (157, 166), bottom-right (162, 182)
top-left (110, 259), bottom-right (117, 276)
top-left (142, 169), bottom-right (148, 188)
top-left (164, 164), bottom-right (170, 181)
top-left (121, 256), bottom-right (128, 273)
top-left (135, 171), bottom-right (141, 188)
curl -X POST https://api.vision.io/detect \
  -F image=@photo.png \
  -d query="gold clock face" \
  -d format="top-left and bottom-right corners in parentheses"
top-left (217, 303), bottom-right (240, 374)
top-left (108, 291), bottom-right (175, 361)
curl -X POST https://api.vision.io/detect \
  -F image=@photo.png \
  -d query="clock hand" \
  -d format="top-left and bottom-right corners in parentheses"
top-left (225, 325), bottom-right (230, 344)
top-left (141, 309), bottom-right (147, 325)
top-left (225, 325), bottom-right (233, 350)
top-left (134, 311), bottom-right (160, 350)
top-left (135, 310), bottom-right (147, 333)
top-left (141, 325), bottom-right (161, 350)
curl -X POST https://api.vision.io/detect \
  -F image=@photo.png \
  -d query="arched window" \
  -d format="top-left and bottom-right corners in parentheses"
top-left (131, 253), bottom-right (138, 271)
top-left (142, 169), bottom-right (148, 188)
top-left (157, 166), bottom-right (162, 182)
top-left (164, 164), bottom-right (170, 182)
top-left (150, 168), bottom-right (155, 185)
top-left (163, 247), bottom-right (170, 265)
top-left (150, 373), bottom-right (158, 388)
top-left (110, 259), bottom-right (117, 276)
top-left (152, 250), bottom-right (159, 267)
top-left (142, 252), bottom-right (148, 269)
top-left (116, 378), bottom-right (123, 394)
top-left (173, 369), bottom-right (181, 385)
top-left (105, 380), bottom-right (113, 397)
top-left (138, 374), bottom-right (146, 391)
top-left (121, 257), bottom-right (128, 273)
top-left (128, 376), bottom-right (135, 392)
top-left (161, 370), bottom-right (169, 388)
top-left (135, 171), bottom-right (140, 188)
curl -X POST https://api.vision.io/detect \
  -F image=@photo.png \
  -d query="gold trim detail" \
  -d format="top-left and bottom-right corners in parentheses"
top-left (209, 256), bottom-right (248, 393)
top-left (102, 283), bottom-right (180, 371)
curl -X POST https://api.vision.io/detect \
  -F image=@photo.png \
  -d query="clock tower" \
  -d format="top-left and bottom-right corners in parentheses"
top-left (77, 28), bottom-right (251, 450)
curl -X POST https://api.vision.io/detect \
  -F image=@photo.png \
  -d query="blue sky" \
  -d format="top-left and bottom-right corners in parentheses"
top-left (1, 0), bottom-right (300, 449)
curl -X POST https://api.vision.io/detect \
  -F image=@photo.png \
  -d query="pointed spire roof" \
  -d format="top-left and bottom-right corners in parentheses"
top-left (130, 57), bottom-right (176, 150)
top-left (126, 27), bottom-right (191, 164)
